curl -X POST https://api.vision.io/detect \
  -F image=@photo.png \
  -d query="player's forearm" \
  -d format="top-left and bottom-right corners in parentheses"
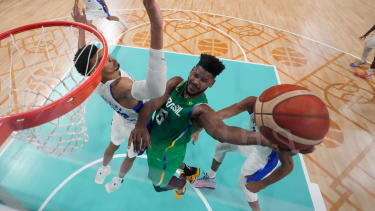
top-left (260, 165), bottom-right (293, 187)
top-left (78, 29), bottom-right (86, 49)
top-left (364, 25), bottom-right (375, 37)
top-left (207, 125), bottom-right (263, 146)
top-left (216, 96), bottom-right (256, 120)
top-left (135, 102), bottom-right (155, 128)
top-left (145, 0), bottom-right (163, 50)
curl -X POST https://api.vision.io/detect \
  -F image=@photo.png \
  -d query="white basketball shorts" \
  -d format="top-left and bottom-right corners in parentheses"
top-left (110, 111), bottom-right (137, 158)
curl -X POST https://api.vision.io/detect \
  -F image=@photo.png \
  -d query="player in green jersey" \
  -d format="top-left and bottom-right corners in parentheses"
top-left (129, 54), bottom-right (274, 198)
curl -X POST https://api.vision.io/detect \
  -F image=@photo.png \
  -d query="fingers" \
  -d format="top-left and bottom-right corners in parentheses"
top-left (143, 133), bottom-right (151, 149)
top-left (128, 130), bottom-right (135, 149)
top-left (134, 132), bottom-right (140, 153)
top-left (192, 136), bottom-right (198, 145)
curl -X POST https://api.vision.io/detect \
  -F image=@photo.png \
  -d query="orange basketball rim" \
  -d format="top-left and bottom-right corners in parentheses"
top-left (0, 21), bottom-right (108, 145)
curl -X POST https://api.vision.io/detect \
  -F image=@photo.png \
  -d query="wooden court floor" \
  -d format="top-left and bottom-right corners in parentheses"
top-left (1, 1), bottom-right (375, 210)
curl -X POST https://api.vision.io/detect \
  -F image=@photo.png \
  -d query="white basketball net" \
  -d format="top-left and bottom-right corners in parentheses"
top-left (0, 24), bottom-right (102, 157)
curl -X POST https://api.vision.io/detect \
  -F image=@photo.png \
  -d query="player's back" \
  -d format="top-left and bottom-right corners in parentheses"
top-left (96, 70), bottom-right (142, 123)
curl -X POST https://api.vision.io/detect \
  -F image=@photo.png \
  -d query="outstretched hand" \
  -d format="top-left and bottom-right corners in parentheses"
top-left (129, 126), bottom-right (151, 153)
top-left (71, 2), bottom-right (87, 24)
top-left (191, 131), bottom-right (201, 145)
top-left (359, 34), bottom-right (367, 40)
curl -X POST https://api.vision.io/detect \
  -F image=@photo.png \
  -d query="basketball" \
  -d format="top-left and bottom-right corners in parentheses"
top-left (254, 84), bottom-right (330, 151)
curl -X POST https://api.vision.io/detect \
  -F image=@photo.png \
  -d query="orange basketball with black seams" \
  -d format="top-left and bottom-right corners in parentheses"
top-left (254, 84), bottom-right (330, 151)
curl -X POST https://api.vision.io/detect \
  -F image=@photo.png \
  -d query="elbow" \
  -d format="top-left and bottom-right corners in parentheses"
top-left (148, 83), bottom-right (166, 99)
top-left (281, 160), bottom-right (294, 174)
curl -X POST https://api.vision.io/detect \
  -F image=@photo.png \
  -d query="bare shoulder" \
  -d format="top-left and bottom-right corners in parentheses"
top-left (168, 76), bottom-right (183, 87)
top-left (191, 103), bottom-right (215, 118)
top-left (111, 77), bottom-right (133, 99)
top-left (166, 76), bottom-right (183, 91)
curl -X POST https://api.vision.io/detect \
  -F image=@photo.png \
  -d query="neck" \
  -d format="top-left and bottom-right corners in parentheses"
top-left (101, 71), bottom-right (121, 83)
top-left (183, 89), bottom-right (204, 98)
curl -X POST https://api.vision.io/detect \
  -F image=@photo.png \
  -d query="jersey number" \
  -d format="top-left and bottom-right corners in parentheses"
top-left (156, 109), bottom-right (168, 125)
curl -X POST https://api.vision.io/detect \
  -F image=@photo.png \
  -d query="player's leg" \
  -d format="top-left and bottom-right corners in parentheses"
top-left (355, 54), bottom-right (375, 78)
top-left (105, 118), bottom-right (138, 192)
top-left (352, 35), bottom-right (375, 67)
top-left (95, 141), bottom-right (119, 184)
top-left (95, 112), bottom-right (124, 184)
top-left (192, 142), bottom-right (237, 189)
top-left (351, 46), bottom-right (372, 67)
top-left (239, 171), bottom-right (260, 211)
top-left (179, 163), bottom-right (200, 184)
top-left (104, 156), bottom-right (135, 193)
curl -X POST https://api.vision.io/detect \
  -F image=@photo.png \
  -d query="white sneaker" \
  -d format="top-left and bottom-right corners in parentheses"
top-left (192, 173), bottom-right (216, 189)
top-left (105, 176), bottom-right (124, 193)
top-left (95, 165), bottom-right (111, 184)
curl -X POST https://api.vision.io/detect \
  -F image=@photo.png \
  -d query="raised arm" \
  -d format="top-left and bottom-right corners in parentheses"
top-left (130, 0), bottom-right (166, 100)
top-left (129, 77), bottom-right (183, 152)
top-left (217, 96), bottom-right (257, 119)
top-left (360, 24), bottom-right (375, 40)
top-left (191, 104), bottom-right (274, 148)
top-left (71, 1), bottom-right (87, 49)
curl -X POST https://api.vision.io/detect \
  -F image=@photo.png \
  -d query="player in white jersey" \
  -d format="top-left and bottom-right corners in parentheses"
top-left (76, 0), bottom-right (127, 30)
top-left (72, 0), bottom-right (166, 193)
top-left (351, 24), bottom-right (375, 78)
top-left (192, 96), bottom-right (314, 211)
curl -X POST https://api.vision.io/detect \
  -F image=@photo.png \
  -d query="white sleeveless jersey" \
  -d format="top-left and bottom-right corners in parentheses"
top-left (239, 112), bottom-right (272, 163)
top-left (84, 0), bottom-right (104, 11)
top-left (96, 70), bottom-right (141, 123)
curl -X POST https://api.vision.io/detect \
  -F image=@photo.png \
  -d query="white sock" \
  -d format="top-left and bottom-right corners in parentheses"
top-left (119, 18), bottom-right (128, 29)
top-left (367, 68), bottom-right (374, 75)
top-left (207, 169), bottom-right (216, 178)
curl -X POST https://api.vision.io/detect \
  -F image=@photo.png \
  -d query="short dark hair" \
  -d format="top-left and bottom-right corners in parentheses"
top-left (197, 54), bottom-right (225, 77)
top-left (73, 44), bottom-right (98, 76)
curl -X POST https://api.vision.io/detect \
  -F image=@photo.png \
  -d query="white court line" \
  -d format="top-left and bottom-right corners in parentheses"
top-left (39, 153), bottom-right (212, 211)
top-left (299, 154), bottom-right (327, 211)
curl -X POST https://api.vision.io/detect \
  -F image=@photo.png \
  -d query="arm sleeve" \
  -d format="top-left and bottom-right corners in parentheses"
top-left (131, 48), bottom-right (166, 100)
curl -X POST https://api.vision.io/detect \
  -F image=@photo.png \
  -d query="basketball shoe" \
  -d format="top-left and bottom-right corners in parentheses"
top-left (95, 165), bottom-right (111, 184)
top-left (182, 165), bottom-right (200, 184)
top-left (192, 173), bottom-right (216, 189)
top-left (354, 72), bottom-right (372, 78)
top-left (105, 176), bottom-right (124, 193)
top-left (174, 184), bottom-right (186, 199)
top-left (350, 60), bottom-right (366, 67)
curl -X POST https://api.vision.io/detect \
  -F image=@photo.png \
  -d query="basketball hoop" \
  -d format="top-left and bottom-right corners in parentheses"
top-left (0, 20), bottom-right (108, 156)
